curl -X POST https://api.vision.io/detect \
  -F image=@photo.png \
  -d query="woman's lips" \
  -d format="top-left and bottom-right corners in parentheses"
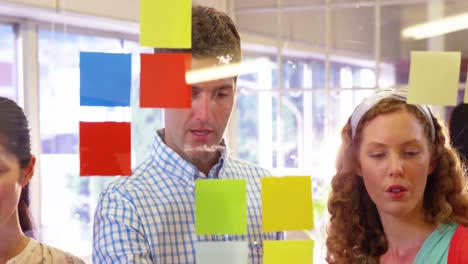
top-left (385, 184), bottom-right (408, 199)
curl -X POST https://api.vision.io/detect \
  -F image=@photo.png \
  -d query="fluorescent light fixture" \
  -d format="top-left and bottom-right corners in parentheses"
top-left (402, 12), bottom-right (468, 40)
top-left (185, 58), bottom-right (275, 84)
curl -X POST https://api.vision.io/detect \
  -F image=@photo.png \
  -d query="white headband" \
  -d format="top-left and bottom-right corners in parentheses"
top-left (350, 88), bottom-right (435, 141)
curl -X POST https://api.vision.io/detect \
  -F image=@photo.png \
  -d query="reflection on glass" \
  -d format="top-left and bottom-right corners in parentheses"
top-left (0, 24), bottom-right (16, 101)
top-left (38, 29), bottom-right (120, 259)
top-left (38, 30), bottom-right (161, 260)
top-left (282, 56), bottom-right (325, 89)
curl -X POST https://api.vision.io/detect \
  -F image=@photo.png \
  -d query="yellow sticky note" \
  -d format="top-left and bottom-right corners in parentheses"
top-left (408, 51), bottom-right (460, 106)
top-left (261, 176), bottom-right (313, 232)
top-left (140, 0), bottom-right (191, 48)
top-left (263, 240), bottom-right (314, 264)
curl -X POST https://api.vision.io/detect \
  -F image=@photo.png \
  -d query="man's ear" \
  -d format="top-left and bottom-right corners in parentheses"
top-left (21, 155), bottom-right (36, 187)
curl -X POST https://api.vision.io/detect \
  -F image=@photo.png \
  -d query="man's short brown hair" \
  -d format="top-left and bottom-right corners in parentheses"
top-left (155, 5), bottom-right (241, 63)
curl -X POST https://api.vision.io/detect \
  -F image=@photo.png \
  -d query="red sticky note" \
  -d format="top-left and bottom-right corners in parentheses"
top-left (140, 53), bottom-right (192, 108)
top-left (79, 122), bottom-right (131, 176)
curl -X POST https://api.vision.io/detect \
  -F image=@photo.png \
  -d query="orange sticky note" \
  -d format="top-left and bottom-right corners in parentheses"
top-left (140, 53), bottom-right (192, 108)
top-left (140, 0), bottom-right (191, 48)
top-left (263, 240), bottom-right (314, 264)
top-left (262, 176), bottom-right (313, 232)
top-left (80, 122), bottom-right (131, 176)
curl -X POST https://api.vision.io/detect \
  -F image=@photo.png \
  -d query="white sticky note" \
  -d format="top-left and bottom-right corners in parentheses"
top-left (195, 241), bottom-right (248, 264)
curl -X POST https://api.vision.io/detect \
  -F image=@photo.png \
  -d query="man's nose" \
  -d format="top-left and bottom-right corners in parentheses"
top-left (193, 93), bottom-right (211, 121)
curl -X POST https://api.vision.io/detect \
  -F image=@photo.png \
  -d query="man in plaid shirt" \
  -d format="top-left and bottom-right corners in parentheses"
top-left (92, 5), bottom-right (282, 264)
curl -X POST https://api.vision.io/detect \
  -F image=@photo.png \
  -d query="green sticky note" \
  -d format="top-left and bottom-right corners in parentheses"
top-left (263, 240), bottom-right (314, 264)
top-left (408, 51), bottom-right (460, 106)
top-left (262, 176), bottom-right (313, 232)
top-left (195, 179), bottom-right (247, 235)
top-left (140, 0), bottom-right (191, 48)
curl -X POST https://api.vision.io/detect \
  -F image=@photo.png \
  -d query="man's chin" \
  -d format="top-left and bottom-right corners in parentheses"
top-left (183, 143), bottom-right (224, 153)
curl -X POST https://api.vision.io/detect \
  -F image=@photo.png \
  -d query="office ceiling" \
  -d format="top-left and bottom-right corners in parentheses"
top-left (231, 0), bottom-right (468, 60)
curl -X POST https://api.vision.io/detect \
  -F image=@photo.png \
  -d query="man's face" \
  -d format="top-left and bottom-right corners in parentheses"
top-left (164, 57), bottom-right (236, 165)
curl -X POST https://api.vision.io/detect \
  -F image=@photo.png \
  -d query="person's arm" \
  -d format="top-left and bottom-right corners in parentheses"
top-left (92, 190), bottom-right (153, 264)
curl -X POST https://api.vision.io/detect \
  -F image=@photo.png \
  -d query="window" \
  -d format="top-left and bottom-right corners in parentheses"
top-left (38, 29), bottom-right (161, 260)
top-left (0, 24), bottom-right (17, 101)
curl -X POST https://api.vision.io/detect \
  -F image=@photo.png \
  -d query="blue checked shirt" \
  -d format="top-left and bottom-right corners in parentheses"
top-left (92, 129), bottom-right (282, 263)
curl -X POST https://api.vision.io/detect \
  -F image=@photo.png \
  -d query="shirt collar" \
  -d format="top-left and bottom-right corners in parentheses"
top-left (151, 129), bottom-right (228, 186)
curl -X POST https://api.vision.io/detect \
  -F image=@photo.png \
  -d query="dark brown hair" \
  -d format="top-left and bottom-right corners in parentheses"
top-left (449, 103), bottom-right (468, 163)
top-left (155, 5), bottom-right (241, 62)
top-left (0, 96), bottom-right (34, 237)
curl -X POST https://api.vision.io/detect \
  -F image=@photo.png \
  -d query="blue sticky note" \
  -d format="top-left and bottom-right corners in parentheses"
top-left (80, 52), bottom-right (131, 107)
top-left (195, 242), bottom-right (248, 264)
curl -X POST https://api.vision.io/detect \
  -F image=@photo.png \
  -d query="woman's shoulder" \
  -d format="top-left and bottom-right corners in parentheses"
top-left (8, 238), bottom-right (85, 264)
top-left (39, 241), bottom-right (86, 264)
top-left (448, 224), bottom-right (468, 264)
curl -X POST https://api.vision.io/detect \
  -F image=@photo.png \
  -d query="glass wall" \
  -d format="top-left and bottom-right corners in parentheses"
top-left (234, 0), bottom-right (468, 261)
top-left (1, 0), bottom-right (468, 262)
top-left (38, 29), bottom-right (162, 259)
top-left (0, 24), bottom-right (17, 101)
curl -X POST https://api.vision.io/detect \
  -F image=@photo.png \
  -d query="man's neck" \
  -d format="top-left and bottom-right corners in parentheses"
top-left (191, 152), bottom-right (220, 175)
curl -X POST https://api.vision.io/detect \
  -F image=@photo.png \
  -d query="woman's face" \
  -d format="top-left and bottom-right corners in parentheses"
top-left (357, 110), bottom-right (434, 220)
top-left (0, 144), bottom-right (33, 227)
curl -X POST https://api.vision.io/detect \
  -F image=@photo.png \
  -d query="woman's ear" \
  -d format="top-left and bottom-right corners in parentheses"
top-left (354, 164), bottom-right (362, 177)
top-left (21, 155), bottom-right (36, 187)
top-left (353, 153), bottom-right (363, 176)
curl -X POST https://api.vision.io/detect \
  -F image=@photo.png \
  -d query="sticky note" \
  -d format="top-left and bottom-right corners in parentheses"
top-left (263, 240), bottom-right (314, 264)
top-left (195, 242), bottom-right (248, 264)
top-left (408, 51), bottom-right (460, 106)
top-left (140, 0), bottom-right (191, 48)
top-left (195, 179), bottom-right (247, 235)
top-left (80, 122), bottom-right (131, 176)
top-left (80, 52), bottom-right (131, 107)
top-left (140, 53), bottom-right (192, 108)
top-left (261, 176), bottom-right (313, 232)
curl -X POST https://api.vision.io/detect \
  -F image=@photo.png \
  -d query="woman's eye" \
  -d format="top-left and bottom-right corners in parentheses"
top-left (404, 151), bottom-right (420, 156)
top-left (369, 153), bottom-right (385, 159)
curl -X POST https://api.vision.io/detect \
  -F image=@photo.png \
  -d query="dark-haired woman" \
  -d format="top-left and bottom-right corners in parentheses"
top-left (0, 97), bottom-right (84, 263)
